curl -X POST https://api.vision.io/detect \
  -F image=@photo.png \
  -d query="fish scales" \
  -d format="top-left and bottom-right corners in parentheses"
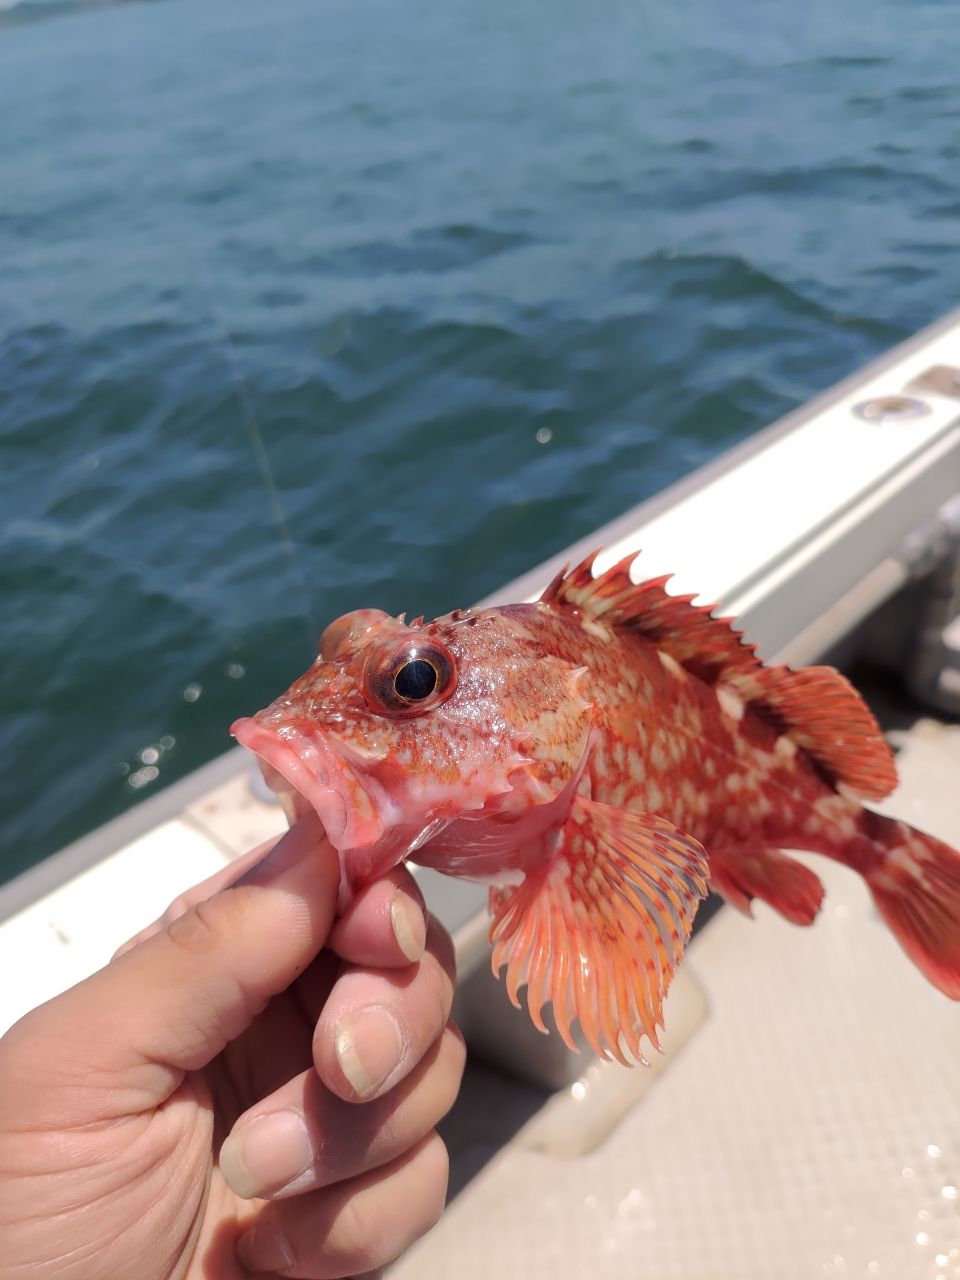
top-left (233, 552), bottom-right (960, 1062)
top-left (504, 600), bottom-right (861, 863)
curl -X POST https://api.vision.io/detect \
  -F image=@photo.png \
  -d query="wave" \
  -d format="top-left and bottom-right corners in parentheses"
top-left (0, 0), bottom-right (161, 27)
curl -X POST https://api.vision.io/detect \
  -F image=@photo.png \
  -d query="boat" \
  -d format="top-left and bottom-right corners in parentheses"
top-left (2, 307), bottom-right (959, 1278)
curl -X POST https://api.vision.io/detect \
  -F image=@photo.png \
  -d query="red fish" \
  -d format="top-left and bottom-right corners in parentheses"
top-left (231, 553), bottom-right (960, 1063)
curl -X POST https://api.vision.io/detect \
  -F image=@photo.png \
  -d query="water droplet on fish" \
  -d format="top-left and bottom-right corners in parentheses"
top-left (183, 683), bottom-right (202, 702)
top-left (535, 427), bottom-right (552, 444)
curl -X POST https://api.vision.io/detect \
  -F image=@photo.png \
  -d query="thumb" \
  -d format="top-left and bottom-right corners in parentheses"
top-left (7, 814), bottom-right (338, 1115)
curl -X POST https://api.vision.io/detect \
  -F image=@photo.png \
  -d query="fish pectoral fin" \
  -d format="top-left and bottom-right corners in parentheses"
top-left (709, 847), bottom-right (825, 926)
top-left (488, 797), bottom-right (708, 1065)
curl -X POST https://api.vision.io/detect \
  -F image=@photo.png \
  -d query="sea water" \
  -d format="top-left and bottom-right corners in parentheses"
top-left (2, 0), bottom-right (959, 881)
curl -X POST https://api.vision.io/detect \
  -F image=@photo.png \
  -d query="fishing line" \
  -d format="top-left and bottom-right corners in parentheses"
top-left (196, 272), bottom-right (320, 652)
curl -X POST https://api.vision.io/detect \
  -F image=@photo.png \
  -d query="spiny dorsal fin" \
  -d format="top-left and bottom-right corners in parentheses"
top-left (541, 550), bottom-right (759, 683)
top-left (542, 551), bottom-right (897, 802)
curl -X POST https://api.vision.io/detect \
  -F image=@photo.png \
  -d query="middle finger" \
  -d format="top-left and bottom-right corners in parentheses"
top-left (315, 914), bottom-right (456, 1102)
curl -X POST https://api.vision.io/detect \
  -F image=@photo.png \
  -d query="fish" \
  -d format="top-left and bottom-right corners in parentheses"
top-left (231, 552), bottom-right (960, 1063)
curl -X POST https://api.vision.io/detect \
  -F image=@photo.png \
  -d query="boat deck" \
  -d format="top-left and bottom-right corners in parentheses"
top-left (395, 684), bottom-right (960, 1280)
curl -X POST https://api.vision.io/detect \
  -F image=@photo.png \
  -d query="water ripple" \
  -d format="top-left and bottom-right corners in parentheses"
top-left (2, 0), bottom-right (960, 877)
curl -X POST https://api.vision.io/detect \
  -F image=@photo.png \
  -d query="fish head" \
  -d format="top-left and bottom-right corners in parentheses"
top-left (231, 603), bottom-right (591, 887)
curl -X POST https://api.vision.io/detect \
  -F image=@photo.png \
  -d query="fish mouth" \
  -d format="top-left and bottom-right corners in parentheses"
top-left (231, 716), bottom-right (386, 853)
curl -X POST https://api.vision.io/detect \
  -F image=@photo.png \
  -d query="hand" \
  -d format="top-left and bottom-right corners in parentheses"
top-left (0, 814), bottom-right (464, 1279)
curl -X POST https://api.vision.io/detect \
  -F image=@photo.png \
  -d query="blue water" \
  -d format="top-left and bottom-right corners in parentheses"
top-left (2, 0), bottom-right (959, 884)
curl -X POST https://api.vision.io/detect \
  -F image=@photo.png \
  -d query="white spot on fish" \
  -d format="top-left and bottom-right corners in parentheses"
top-left (627, 749), bottom-right (646, 783)
top-left (774, 735), bottom-right (797, 759)
top-left (717, 686), bottom-right (745, 721)
top-left (647, 781), bottom-right (663, 811)
top-left (657, 650), bottom-right (685, 679)
top-left (886, 844), bottom-right (932, 888)
top-left (581, 617), bottom-right (611, 642)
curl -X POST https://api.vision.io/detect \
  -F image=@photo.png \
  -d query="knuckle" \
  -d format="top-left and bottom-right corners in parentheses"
top-left (328, 1137), bottom-right (449, 1270)
top-left (164, 892), bottom-right (233, 956)
top-left (333, 1190), bottom-right (383, 1269)
top-left (162, 893), bottom-right (191, 925)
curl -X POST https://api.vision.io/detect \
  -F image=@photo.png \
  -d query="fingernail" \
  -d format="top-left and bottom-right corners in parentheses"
top-left (390, 888), bottom-right (425, 962)
top-left (219, 1111), bottom-right (314, 1200)
top-left (335, 1005), bottom-right (405, 1098)
top-left (236, 1221), bottom-right (295, 1272)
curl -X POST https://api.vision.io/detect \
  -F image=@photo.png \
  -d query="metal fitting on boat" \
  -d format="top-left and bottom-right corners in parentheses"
top-left (852, 394), bottom-right (932, 422)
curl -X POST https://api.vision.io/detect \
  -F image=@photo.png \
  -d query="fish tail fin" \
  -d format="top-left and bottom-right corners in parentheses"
top-left (861, 813), bottom-right (960, 999)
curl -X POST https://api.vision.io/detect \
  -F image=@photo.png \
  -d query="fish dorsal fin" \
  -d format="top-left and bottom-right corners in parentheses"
top-left (542, 551), bottom-right (897, 801)
top-left (541, 550), bottom-right (759, 684)
top-left (721, 665), bottom-right (898, 801)
top-left (488, 797), bottom-right (708, 1064)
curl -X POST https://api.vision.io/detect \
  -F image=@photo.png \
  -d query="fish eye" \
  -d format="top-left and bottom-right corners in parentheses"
top-left (394, 658), bottom-right (439, 701)
top-left (363, 639), bottom-right (457, 717)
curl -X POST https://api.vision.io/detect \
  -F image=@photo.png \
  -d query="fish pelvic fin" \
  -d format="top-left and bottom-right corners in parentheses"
top-left (709, 847), bottom-right (825, 926)
top-left (541, 551), bottom-right (897, 802)
top-left (862, 814), bottom-right (960, 999)
top-left (488, 797), bottom-right (708, 1065)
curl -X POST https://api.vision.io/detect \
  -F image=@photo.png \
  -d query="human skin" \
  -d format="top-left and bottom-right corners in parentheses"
top-left (0, 814), bottom-right (464, 1279)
